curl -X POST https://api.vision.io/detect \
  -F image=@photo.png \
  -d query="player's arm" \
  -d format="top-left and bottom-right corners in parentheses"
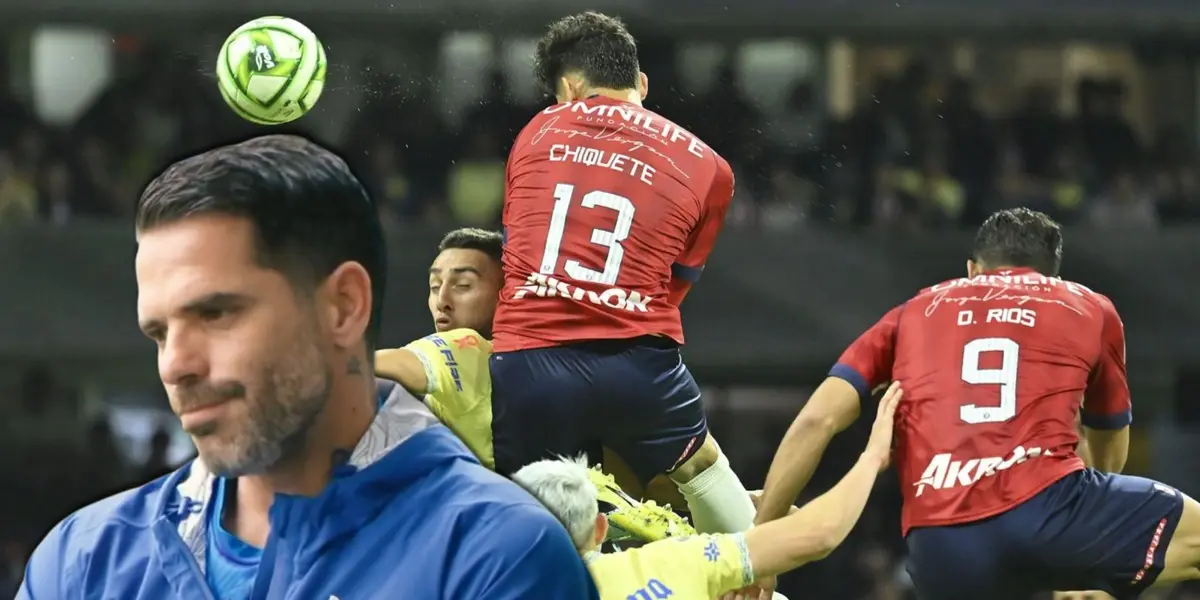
top-left (754, 304), bottom-right (903, 525)
top-left (1080, 297), bottom-right (1132, 473)
top-left (375, 328), bottom-right (486, 403)
top-left (667, 154), bottom-right (734, 305)
top-left (374, 348), bottom-right (429, 397)
top-left (744, 383), bottom-right (901, 578)
top-left (446, 504), bottom-right (599, 600)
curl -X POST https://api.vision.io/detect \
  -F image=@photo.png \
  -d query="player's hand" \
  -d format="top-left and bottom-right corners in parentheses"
top-left (863, 381), bottom-right (903, 471)
top-left (748, 490), bottom-right (798, 516)
top-left (718, 577), bottom-right (777, 600)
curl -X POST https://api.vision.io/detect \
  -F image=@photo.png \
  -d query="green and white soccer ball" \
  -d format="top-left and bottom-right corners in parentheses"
top-left (216, 16), bottom-right (326, 125)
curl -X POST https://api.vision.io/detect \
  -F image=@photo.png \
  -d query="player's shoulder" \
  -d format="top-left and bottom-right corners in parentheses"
top-left (434, 457), bottom-right (566, 534)
top-left (434, 448), bottom-right (544, 509)
top-left (24, 468), bottom-right (193, 597)
top-left (1077, 285), bottom-right (1119, 314)
top-left (41, 465), bottom-right (192, 561)
top-left (410, 328), bottom-right (492, 353)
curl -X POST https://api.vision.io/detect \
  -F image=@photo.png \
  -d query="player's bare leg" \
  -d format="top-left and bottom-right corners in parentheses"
top-left (602, 447), bottom-right (689, 509)
top-left (667, 435), bottom-right (757, 535)
top-left (1156, 491), bottom-right (1200, 585)
top-left (643, 475), bottom-right (688, 509)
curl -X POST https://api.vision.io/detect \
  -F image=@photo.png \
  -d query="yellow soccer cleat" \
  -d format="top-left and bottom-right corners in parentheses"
top-left (589, 466), bottom-right (696, 543)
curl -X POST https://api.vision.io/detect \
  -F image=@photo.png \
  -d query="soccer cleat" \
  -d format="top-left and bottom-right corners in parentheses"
top-left (589, 466), bottom-right (696, 543)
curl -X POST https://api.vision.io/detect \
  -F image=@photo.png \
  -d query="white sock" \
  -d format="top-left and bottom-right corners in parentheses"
top-left (674, 452), bottom-right (756, 534)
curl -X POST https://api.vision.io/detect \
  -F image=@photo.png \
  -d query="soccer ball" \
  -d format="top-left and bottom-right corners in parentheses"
top-left (216, 16), bottom-right (326, 125)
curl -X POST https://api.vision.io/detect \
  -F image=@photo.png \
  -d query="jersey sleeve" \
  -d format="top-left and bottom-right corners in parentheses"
top-left (830, 304), bottom-right (905, 401)
top-left (403, 329), bottom-right (490, 399)
top-left (621, 534), bottom-right (755, 598)
top-left (668, 153), bottom-right (734, 301)
top-left (402, 329), bottom-right (495, 466)
top-left (1081, 295), bottom-right (1132, 430)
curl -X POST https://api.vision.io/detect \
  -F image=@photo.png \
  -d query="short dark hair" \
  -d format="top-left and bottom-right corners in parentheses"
top-left (534, 12), bottom-right (640, 97)
top-left (438, 228), bottom-right (503, 264)
top-left (137, 134), bottom-right (386, 347)
top-left (972, 208), bottom-right (1063, 276)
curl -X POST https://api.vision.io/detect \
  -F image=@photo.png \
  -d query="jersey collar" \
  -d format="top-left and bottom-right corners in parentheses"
top-left (981, 266), bottom-right (1042, 276)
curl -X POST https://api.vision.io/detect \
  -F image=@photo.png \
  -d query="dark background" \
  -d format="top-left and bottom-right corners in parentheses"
top-left (1, 1), bottom-right (1200, 597)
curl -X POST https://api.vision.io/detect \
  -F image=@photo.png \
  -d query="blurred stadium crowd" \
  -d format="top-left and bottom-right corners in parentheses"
top-left (1, 39), bottom-right (1199, 600)
top-left (1, 47), bottom-right (1199, 233)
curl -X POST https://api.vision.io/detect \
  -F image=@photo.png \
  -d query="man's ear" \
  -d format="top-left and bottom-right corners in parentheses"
top-left (559, 75), bottom-right (587, 103)
top-left (593, 513), bottom-right (609, 547)
top-left (322, 261), bottom-right (372, 350)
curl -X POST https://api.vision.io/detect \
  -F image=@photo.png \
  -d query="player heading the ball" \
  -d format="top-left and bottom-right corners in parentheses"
top-left (489, 11), bottom-right (755, 560)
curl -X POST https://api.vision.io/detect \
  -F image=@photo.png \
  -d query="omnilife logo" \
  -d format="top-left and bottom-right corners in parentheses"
top-left (512, 273), bottom-right (653, 312)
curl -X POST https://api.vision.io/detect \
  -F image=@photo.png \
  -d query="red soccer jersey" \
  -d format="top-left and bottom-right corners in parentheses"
top-left (492, 96), bottom-right (734, 352)
top-left (833, 267), bottom-right (1131, 534)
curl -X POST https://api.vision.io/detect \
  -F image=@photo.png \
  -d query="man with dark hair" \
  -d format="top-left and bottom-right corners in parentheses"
top-left (18, 135), bottom-right (598, 600)
top-left (493, 11), bottom-right (755, 556)
top-left (438, 227), bottom-right (504, 262)
top-left (757, 207), bottom-right (1200, 599)
top-left (532, 11), bottom-right (641, 97)
top-left (972, 206), bottom-right (1064, 276)
top-left (430, 227), bottom-right (504, 337)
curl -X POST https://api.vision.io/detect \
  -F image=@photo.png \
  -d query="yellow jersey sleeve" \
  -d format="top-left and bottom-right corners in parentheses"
top-left (402, 329), bottom-right (496, 469)
top-left (587, 533), bottom-right (754, 600)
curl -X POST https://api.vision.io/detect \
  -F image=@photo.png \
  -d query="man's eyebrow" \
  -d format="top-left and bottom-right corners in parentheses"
top-left (137, 292), bottom-right (250, 336)
top-left (429, 267), bottom-right (481, 275)
top-left (182, 292), bottom-right (251, 313)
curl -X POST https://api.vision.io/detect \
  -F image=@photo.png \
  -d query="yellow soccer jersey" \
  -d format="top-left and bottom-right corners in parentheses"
top-left (400, 328), bottom-right (496, 469)
top-left (587, 533), bottom-right (754, 600)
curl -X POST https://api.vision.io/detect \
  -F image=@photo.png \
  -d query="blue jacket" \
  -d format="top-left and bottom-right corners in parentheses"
top-left (19, 381), bottom-right (599, 599)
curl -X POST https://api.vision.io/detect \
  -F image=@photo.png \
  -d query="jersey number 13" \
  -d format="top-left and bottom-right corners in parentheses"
top-left (959, 337), bottom-right (1020, 424)
top-left (538, 182), bottom-right (635, 286)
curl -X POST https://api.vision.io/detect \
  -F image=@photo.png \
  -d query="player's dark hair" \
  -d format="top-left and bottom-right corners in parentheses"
top-left (972, 208), bottom-right (1063, 276)
top-left (438, 228), bottom-right (503, 264)
top-left (136, 134), bottom-right (387, 348)
top-left (534, 11), bottom-right (640, 97)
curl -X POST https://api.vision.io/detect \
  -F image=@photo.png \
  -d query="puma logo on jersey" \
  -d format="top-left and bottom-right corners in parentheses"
top-left (512, 273), bottom-right (653, 312)
top-left (914, 445), bottom-right (1052, 497)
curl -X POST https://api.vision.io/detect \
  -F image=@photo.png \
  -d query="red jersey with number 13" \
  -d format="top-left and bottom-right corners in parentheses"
top-left (493, 96), bottom-right (734, 352)
top-left (832, 268), bottom-right (1131, 534)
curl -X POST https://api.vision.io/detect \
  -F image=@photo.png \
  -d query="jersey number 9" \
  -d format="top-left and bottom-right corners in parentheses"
top-left (539, 182), bottom-right (635, 286)
top-left (960, 337), bottom-right (1020, 424)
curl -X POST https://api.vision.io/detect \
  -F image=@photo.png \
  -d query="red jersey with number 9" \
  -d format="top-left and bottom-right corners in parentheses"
top-left (832, 268), bottom-right (1131, 534)
top-left (492, 96), bottom-right (734, 352)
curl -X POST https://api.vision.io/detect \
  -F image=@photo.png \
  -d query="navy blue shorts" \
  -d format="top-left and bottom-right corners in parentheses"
top-left (489, 336), bottom-right (707, 484)
top-left (906, 469), bottom-right (1184, 600)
